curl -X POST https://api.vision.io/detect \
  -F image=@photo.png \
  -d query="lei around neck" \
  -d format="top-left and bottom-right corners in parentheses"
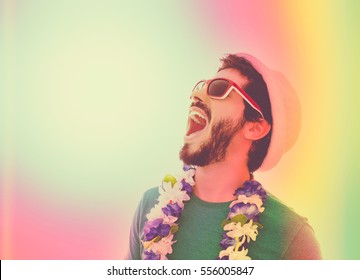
top-left (141, 165), bottom-right (267, 260)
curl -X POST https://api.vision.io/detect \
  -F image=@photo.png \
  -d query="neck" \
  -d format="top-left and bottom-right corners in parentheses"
top-left (193, 155), bottom-right (250, 203)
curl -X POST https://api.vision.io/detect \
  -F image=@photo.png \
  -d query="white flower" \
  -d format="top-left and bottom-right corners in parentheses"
top-left (219, 246), bottom-right (251, 260)
top-left (224, 220), bottom-right (258, 242)
top-left (146, 203), bottom-right (178, 224)
top-left (146, 203), bottom-right (163, 220)
top-left (159, 181), bottom-right (190, 208)
top-left (219, 245), bottom-right (235, 259)
top-left (148, 234), bottom-right (175, 256)
top-left (178, 168), bottom-right (196, 185)
top-left (229, 248), bottom-right (251, 260)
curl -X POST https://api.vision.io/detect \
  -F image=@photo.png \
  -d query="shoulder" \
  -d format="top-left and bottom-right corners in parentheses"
top-left (142, 186), bottom-right (160, 201)
top-left (265, 193), bottom-right (306, 225)
top-left (130, 186), bottom-right (160, 231)
top-left (141, 187), bottom-right (159, 209)
top-left (127, 187), bottom-right (160, 260)
top-left (129, 188), bottom-right (159, 238)
top-left (135, 187), bottom-right (160, 222)
top-left (259, 192), bottom-right (321, 259)
top-left (263, 192), bottom-right (308, 239)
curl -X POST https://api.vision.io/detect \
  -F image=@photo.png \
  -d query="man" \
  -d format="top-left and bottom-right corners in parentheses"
top-left (127, 53), bottom-right (321, 260)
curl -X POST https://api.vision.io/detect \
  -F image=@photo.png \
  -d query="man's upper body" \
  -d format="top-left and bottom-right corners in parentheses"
top-left (127, 53), bottom-right (321, 260)
top-left (128, 186), bottom-right (321, 259)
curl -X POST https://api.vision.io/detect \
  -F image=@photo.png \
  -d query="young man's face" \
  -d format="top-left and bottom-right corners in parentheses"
top-left (179, 68), bottom-right (249, 166)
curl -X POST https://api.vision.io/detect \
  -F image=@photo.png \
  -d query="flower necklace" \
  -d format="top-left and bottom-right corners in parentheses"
top-left (141, 165), bottom-right (267, 260)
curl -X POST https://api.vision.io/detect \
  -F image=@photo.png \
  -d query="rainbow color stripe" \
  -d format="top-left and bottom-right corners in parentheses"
top-left (1, 0), bottom-right (360, 259)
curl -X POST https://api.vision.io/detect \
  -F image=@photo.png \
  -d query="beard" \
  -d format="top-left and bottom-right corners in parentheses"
top-left (179, 117), bottom-right (245, 166)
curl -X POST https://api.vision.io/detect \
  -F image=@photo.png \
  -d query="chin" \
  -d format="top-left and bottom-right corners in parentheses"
top-left (180, 118), bottom-right (242, 167)
top-left (179, 142), bottom-right (211, 167)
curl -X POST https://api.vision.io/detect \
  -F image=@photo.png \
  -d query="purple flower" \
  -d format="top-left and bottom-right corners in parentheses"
top-left (143, 218), bottom-right (170, 241)
top-left (181, 179), bottom-right (193, 194)
top-left (162, 203), bottom-right (182, 218)
top-left (183, 164), bottom-right (195, 171)
top-left (143, 250), bottom-right (161, 260)
top-left (234, 180), bottom-right (267, 202)
top-left (228, 202), bottom-right (260, 220)
top-left (220, 233), bottom-right (236, 249)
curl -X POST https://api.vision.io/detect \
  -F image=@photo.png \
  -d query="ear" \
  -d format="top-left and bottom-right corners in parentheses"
top-left (243, 119), bottom-right (271, 141)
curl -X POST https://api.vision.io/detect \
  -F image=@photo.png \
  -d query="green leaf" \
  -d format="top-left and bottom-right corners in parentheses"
top-left (230, 214), bottom-right (248, 225)
top-left (153, 236), bottom-right (162, 243)
top-left (253, 222), bottom-right (264, 229)
top-left (221, 219), bottom-right (232, 228)
top-left (163, 174), bottom-right (177, 187)
top-left (170, 225), bottom-right (179, 234)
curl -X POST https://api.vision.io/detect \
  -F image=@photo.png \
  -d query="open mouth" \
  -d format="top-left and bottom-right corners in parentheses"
top-left (186, 110), bottom-right (207, 136)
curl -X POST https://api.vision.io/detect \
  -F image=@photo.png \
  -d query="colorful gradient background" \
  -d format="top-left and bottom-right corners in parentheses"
top-left (1, 0), bottom-right (359, 260)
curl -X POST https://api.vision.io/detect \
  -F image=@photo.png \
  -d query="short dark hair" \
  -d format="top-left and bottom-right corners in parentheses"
top-left (219, 54), bottom-right (273, 172)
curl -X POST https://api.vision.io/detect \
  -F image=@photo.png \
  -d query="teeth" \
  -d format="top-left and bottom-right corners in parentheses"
top-left (189, 110), bottom-right (206, 124)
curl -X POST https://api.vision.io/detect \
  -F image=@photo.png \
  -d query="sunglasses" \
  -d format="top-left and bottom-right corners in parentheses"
top-left (192, 78), bottom-right (264, 118)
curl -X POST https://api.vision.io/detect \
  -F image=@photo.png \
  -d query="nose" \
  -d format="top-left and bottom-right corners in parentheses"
top-left (190, 86), bottom-right (208, 103)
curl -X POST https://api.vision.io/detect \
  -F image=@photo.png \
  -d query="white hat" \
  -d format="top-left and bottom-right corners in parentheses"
top-left (235, 53), bottom-right (301, 171)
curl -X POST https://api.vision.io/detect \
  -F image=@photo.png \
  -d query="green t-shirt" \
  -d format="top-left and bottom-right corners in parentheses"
top-left (127, 187), bottom-right (321, 260)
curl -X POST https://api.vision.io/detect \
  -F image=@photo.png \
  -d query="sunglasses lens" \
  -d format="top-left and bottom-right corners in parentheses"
top-left (208, 79), bottom-right (229, 98)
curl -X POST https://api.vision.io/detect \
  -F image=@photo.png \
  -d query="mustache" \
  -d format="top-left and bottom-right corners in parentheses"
top-left (191, 101), bottom-right (211, 121)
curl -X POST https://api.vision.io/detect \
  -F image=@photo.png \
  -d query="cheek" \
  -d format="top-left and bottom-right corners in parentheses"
top-left (212, 103), bottom-right (244, 121)
top-left (214, 94), bottom-right (245, 113)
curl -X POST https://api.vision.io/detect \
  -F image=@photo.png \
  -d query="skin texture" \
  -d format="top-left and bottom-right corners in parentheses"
top-left (180, 68), bottom-right (270, 202)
